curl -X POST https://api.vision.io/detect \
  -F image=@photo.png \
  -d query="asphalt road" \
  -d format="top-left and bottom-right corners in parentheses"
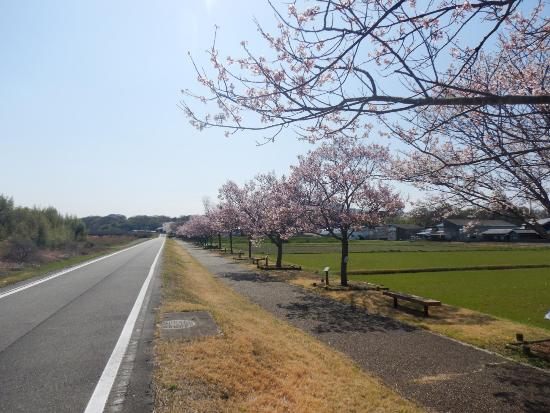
top-left (0, 237), bottom-right (164, 413)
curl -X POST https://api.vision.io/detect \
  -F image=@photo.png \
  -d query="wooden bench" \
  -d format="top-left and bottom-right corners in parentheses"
top-left (383, 291), bottom-right (441, 316)
top-left (251, 257), bottom-right (264, 265)
top-left (231, 251), bottom-right (244, 259)
top-left (257, 264), bottom-right (302, 271)
top-left (255, 256), bottom-right (270, 268)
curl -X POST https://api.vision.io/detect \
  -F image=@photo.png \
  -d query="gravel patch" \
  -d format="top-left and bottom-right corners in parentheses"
top-left (182, 242), bottom-right (550, 413)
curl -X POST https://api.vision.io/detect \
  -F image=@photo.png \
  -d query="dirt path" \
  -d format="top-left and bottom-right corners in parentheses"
top-left (181, 242), bottom-right (550, 413)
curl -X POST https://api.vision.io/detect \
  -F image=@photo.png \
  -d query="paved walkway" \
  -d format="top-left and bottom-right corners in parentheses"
top-left (181, 242), bottom-right (550, 413)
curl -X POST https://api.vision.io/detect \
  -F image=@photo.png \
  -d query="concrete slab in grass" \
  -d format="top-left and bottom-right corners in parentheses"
top-left (160, 311), bottom-right (220, 341)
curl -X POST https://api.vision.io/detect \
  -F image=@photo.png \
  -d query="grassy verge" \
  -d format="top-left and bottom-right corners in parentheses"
top-left (0, 237), bottom-right (146, 289)
top-left (154, 240), bottom-right (422, 413)
top-left (286, 273), bottom-right (550, 369)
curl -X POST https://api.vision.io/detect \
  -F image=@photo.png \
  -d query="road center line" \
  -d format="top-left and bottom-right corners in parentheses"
top-left (83, 237), bottom-right (165, 413)
top-left (0, 238), bottom-right (155, 301)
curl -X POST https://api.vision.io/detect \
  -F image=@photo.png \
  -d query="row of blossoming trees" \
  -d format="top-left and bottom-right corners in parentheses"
top-left (177, 138), bottom-right (403, 285)
top-left (183, 0), bottom-right (550, 239)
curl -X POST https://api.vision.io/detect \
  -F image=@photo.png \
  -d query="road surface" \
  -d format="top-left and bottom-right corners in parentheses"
top-left (0, 236), bottom-right (164, 413)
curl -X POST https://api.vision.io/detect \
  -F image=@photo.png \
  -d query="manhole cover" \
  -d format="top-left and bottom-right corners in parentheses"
top-left (162, 319), bottom-right (196, 329)
top-left (161, 311), bottom-right (220, 341)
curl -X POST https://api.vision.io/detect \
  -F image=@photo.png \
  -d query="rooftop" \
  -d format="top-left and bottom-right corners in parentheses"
top-left (481, 228), bottom-right (513, 235)
top-left (390, 224), bottom-right (423, 230)
top-left (444, 218), bottom-right (516, 227)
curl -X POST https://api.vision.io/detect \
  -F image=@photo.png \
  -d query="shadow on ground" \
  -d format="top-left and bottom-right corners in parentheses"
top-left (219, 266), bottom-right (416, 335)
top-left (220, 271), bottom-right (282, 283)
top-left (491, 362), bottom-right (550, 412)
top-left (279, 292), bottom-right (417, 334)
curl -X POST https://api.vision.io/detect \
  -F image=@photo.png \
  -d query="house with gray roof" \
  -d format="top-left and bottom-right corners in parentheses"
top-left (481, 228), bottom-right (543, 242)
top-left (387, 224), bottom-right (423, 240)
top-left (436, 218), bottom-right (516, 241)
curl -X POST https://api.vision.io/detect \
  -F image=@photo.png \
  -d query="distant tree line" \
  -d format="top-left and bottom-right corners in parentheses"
top-left (0, 195), bottom-right (86, 262)
top-left (81, 214), bottom-right (184, 235)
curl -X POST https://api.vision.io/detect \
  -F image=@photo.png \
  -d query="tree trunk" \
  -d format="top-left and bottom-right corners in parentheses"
top-left (340, 236), bottom-right (349, 286)
top-left (248, 237), bottom-right (252, 258)
top-left (276, 240), bottom-right (283, 268)
top-left (229, 231), bottom-right (233, 254)
top-left (218, 233), bottom-right (222, 249)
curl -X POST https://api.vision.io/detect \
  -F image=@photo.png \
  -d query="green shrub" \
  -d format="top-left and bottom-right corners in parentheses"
top-left (4, 236), bottom-right (38, 263)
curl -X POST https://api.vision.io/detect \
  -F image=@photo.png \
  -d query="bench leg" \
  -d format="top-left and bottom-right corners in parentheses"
top-left (424, 305), bottom-right (429, 317)
top-left (393, 297), bottom-right (398, 308)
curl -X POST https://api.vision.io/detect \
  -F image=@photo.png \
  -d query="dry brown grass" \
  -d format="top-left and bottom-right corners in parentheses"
top-left (0, 237), bottom-right (144, 289)
top-left (288, 276), bottom-right (550, 367)
top-left (154, 240), bottom-right (423, 413)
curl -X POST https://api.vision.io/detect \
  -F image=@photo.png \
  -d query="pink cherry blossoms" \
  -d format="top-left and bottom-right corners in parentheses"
top-left (181, 1), bottom-right (549, 235)
top-left (182, 0), bottom-right (549, 142)
top-left (290, 137), bottom-right (404, 284)
top-left (177, 137), bottom-right (403, 285)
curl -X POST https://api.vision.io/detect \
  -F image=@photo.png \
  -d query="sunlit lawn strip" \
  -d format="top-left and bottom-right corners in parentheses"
top-left (352, 268), bottom-right (550, 330)
top-left (219, 236), bottom-right (549, 254)
top-left (274, 250), bottom-right (550, 274)
top-left (154, 240), bottom-right (422, 413)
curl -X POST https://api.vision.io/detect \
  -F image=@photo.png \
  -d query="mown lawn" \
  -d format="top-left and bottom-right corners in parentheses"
top-left (353, 269), bottom-right (550, 330)
top-left (278, 249), bottom-right (550, 272)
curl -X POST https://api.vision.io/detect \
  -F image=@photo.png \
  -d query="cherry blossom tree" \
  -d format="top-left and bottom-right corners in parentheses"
top-left (390, 11), bottom-right (550, 237)
top-left (253, 173), bottom-right (309, 267)
top-left (219, 175), bottom-right (307, 267)
top-left (202, 202), bottom-right (222, 249)
top-left (177, 215), bottom-right (216, 246)
top-left (218, 180), bottom-right (256, 257)
top-left (182, 1), bottom-right (548, 239)
top-left (182, 0), bottom-right (549, 142)
top-left (290, 137), bottom-right (404, 285)
top-left (206, 199), bottom-right (242, 253)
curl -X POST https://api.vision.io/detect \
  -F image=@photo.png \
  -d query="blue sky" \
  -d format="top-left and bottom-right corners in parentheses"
top-left (0, 1), bottom-right (542, 218)
top-left (1, 0), bottom-right (316, 217)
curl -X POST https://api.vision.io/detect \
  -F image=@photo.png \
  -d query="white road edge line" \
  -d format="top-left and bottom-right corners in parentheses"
top-left (83, 236), bottom-right (165, 413)
top-left (0, 238), bottom-right (156, 301)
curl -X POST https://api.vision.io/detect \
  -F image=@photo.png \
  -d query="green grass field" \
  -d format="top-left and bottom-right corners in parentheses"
top-left (354, 269), bottom-right (550, 330)
top-left (215, 237), bottom-right (550, 329)
top-left (278, 249), bottom-right (550, 273)
top-left (214, 235), bottom-right (550, 330)
top-left (223, 235), bottom-right (547, 254)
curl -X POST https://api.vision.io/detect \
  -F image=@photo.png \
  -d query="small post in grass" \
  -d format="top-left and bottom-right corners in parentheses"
top-left (323, 267), bottom-right (330, 286)
top-left (516, 333), bottom-right (524, 343)
top-left (265, 255), bottom-right (269, 267)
